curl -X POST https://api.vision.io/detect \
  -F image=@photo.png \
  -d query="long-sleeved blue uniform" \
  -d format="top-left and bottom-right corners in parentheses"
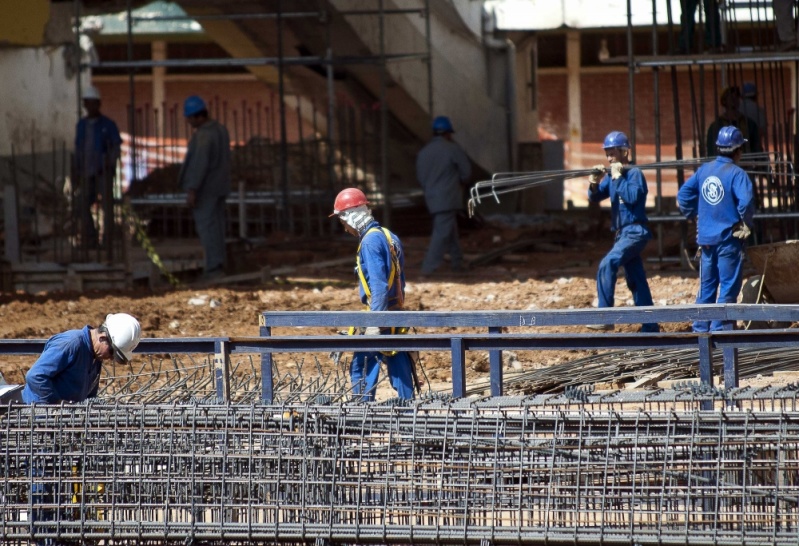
top-left (350, 220), bottom-right (414, 401)
top-left (677, 156), bottom-right (755, 332)
top-left (588, 165), bottom-right (659, 332)
top-left (21, 326), bottom-right (101, 404)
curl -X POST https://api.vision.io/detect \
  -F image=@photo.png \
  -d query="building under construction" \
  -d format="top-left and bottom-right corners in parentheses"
top-left (3, 0), bottom-right (795, 287)
top-left (3, 1), bottom-right (799, 545)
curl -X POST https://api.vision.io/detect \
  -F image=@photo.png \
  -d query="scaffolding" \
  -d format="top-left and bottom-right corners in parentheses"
top-left (625, 0), bottom-right (799, 254)
top-left (84, 0), bottom-right (433, 239)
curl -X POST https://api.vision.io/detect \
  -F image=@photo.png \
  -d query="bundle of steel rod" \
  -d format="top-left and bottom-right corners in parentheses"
top-left (3, 401), bottom-right (799, 545)
top-left (474, 346), bottom-right (799, 406)
top-left (467, 153), bottom-right (796, 216)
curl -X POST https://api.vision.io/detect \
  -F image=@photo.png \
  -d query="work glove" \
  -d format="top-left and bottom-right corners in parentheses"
top-left (588, 164), bottom-right (606, 185)
top-left (732, 221), bottom-right (751, 240)
top-left (364, 327), bottom-right (381, 336)
top-left (610, 162), bottom-right (625, 180)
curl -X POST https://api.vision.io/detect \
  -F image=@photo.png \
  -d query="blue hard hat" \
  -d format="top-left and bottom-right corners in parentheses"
top-left (715, 126), bottom-right (747, 152)
top-left (432, 116), bottom-right (454, 134)
top-left (183, 95), bottom-right (207, 117)
top-left (603, 131), bottom-right (630, 150)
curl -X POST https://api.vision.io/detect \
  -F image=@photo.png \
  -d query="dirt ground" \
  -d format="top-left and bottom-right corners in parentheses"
top-left (0, 211), bottom-right (786, 398)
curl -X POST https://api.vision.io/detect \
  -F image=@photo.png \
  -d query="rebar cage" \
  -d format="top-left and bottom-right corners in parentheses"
top-left (4, 400), bottom-right (799, 545)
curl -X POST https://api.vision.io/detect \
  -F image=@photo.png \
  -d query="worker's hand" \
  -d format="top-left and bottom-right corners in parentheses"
top-left (610, 162), bottom-right (625, 180)
top-left (588, 164), bottom-right (605, 185)
top-left (364, 326), bottom-right (381, 336)
top-left (732, 221), bottom-right (751, 240)
top-left (186, 189), bottom-right (197, 208)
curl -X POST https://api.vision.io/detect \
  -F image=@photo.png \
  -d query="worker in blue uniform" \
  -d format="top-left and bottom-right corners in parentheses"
top-left (22, 313), bottom-right (141, 546)
top-left (74, 85), bottom-right (121, 248)
top-left (22, 313), bottom-right (141, 404)
top-left (178, 95), bottom-right (232, 279)
top-left (331, 187), bottom-right (415, 401)
top-left (677, 126), bottom-right (755, 332)
top-left (416, 115), bottom-right (472, 276)
top-left (587, 131), bottom-right (660, 333)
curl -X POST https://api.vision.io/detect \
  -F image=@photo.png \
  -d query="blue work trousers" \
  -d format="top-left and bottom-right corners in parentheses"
top-left (597, 226), bottom-right (659, 332)
top-left (422, 210), bottom-right (462, 274)
top-left (693, 239), bottom-right (744, 332)
top-left (350, 351), bottom-right (414, 402)
top-left (192, 194), bottom-right (227, 274)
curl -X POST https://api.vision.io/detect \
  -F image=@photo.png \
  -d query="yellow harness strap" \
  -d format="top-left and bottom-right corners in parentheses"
top-left (356, 227), bottom-right (404, 310)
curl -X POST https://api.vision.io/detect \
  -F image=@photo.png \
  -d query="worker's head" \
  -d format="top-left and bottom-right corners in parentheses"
top-left (330, 187), bottom-right (373, 236)
top-left (602, 131), bottom-right (630, 163)
top-left (432, 116), bottom-right (454, 136)
top-left (183, 95), bottom-right (208, 127)
top-left (99, 313), bottom-right (142, 364)
top-left (742, 82), bottom-right (757, 99)
top-left (720, 86), bottom-right (741, 111)
top-left (82, 85), bottom-right (102, 117)
top-left (715, 125), bottom-right (747, 157)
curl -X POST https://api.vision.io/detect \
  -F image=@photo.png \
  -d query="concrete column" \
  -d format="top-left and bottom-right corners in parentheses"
top-left (514, 37), bottom-right (538, 143)
top-left (566, 30), bottom-right (582, 152)
top-left (151, 40), bottom-right (166, 137)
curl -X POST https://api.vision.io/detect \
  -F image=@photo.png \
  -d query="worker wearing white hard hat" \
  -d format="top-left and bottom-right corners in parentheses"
top-left (75, 82), bottom-right (122, 249)
top-left (21, 313), bottom-right (142, 404)
top-left (20, 312), bottom-right (141, 546)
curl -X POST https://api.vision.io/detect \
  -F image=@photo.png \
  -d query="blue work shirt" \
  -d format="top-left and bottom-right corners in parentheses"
top-left (587, 164), bottom-right (650, 231)
top-left (677, 156), bottom-right (754, 246)
top-left (21, 326), bottom-right (102, 404)
top-left (74, 115), bottom-right (121, 178)
top-left (356, 220), bottom-right (406, 311)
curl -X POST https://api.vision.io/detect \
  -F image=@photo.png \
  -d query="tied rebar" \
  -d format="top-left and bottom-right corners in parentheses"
top-left (4, 401), bottom-right (799, 545)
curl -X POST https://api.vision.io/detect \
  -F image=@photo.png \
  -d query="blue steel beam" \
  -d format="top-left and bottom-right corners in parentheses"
top-left (259, 304), bottom-right (799, 328)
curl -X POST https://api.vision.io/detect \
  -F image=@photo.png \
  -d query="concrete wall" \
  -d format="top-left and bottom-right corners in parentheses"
top-left (332, 0), bottom-right (510, 175)
top-left (0, 47), bottom-right (79, 155)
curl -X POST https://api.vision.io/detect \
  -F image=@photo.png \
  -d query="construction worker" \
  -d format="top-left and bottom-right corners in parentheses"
top-left (178, 95), bottom-right (231, 280)
top-left (677, 126), bottom-right (755, 332)
top-left (706, 86), bottom-right (761, 157)
top-left (331, 187), bottom-right (415, 401)
top-left (74, 84), bottom-right (121, 249)
top-left (416, 115), bottom-right (472, 276)
top-left (22, 312), bottom-right (142, 404)
top-left (587, 131), bottom-right (660, 333)
top-left (21, 312), bottom-right (141, 546)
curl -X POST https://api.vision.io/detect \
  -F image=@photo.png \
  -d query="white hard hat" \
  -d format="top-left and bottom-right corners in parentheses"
top-left (83, 85), bottom-right (101, 101)
top-left (102, 313), bottom-right (141, 363)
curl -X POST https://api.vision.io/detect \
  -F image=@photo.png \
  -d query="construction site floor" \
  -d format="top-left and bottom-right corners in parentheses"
top-left (1, 212), bottom-right (795, 399)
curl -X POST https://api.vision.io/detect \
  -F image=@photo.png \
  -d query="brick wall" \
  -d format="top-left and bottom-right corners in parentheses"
top-left (540, 67), bottom-right (792, 154)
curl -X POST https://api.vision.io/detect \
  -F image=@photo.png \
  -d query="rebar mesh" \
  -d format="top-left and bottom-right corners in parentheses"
top-left (4, 401), bottom-right (799, 545)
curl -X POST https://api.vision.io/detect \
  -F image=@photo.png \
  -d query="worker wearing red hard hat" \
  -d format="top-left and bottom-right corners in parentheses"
top-left (331, 188), bottom-right (416, 401)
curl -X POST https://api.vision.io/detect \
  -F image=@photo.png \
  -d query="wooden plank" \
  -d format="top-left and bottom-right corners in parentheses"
top-left (625, 371), bottom-right (669, 390)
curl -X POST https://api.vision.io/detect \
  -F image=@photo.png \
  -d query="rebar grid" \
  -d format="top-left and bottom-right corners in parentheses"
top-left (4, 402), bottom-right (799, 545)
top-left (96, 354), bottom-right (352, 404)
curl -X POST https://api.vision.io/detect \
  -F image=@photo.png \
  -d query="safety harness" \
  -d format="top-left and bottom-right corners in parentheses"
top-left (356, 227), bottom-right (405, 313)
top-left (349, 227), bottom-right (423, 393)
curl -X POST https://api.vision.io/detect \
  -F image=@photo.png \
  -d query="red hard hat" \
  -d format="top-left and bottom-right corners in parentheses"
top-left (330, 188), bottom-right (369, 216)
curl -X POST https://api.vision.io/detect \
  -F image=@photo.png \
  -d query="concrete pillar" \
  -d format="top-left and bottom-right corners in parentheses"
top-left (514, 37), bottom-right (538, 143)
top-left (151, 40), bottom-right (166, 137)
top-left (566, 30), bottom-right (582, 152)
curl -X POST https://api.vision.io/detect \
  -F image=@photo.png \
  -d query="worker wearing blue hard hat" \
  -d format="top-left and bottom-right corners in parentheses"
top-left (178, 95), bottom-right (232, 280)
top-left (678, 125), bottom-right (755, 332)
top-left (416, 116), bottom-right (472, 276)
top-left (183, 95), bottom-right (207, 118)
top-left (586, 131), bottom-right (659, 333)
